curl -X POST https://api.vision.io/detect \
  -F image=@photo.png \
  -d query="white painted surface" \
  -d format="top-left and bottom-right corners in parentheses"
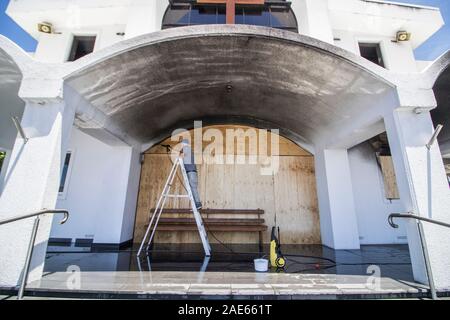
top-left (315, 149), bottom-right (361, 249)
top-left (125, 0), bottom-right (167, 39)
top-left (385, 109), bottom-right (450, 289)
top-left (293, 0), bottom-right (334, 44)
top-left (328, 0), bottom-right (443, 49)
top-left (0, 99), bottom-right (75, 286)
top-left (52, 127), bottom-right (141, 244)
top-left (6, 0), bottom-right (443, 70)
top-left (0, 84), bottom-right (24, 192)
top-left (34, 25), bottom-right (126, 63)
top-left (333, 30), bottom-right (418, 72)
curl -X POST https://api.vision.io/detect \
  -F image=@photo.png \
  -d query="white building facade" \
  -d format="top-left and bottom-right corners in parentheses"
top-left (1, 0), bottom-right (450, 291)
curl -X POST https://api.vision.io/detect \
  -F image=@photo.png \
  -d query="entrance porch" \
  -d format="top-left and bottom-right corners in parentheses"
top-left (1, 25), bottom-right (450, 297)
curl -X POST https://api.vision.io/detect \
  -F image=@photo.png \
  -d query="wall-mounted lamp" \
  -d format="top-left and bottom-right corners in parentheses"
top-left (394, 31), bottom-right (411, 42)
top-left (426, 124), bottom-right (443, 150)
top-left (12, 116), bottom-right (29, 144)
top-left (37, 22), bottom-right (53, 34)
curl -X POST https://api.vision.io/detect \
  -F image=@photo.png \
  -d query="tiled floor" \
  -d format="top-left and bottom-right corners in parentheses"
top-left (44, 243), bottom-right (415, 281)
top-left (22, 244), bottom-right (434, 299)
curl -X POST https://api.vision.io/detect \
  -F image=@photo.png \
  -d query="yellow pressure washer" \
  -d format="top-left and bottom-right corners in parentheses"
top-left (270, 227), bottom-right (286, 269)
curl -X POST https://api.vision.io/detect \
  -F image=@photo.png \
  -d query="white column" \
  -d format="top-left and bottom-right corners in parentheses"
top-left (315, 149), bottom-right (360, 249)
top-left (125, 0), bottom-right (167, 39)
top-left (292, 0), bottom-right (334, 44)
top-left (0, 99), bottom-right (75, 286)
top-left (385, 109), bottom-right (450, 289)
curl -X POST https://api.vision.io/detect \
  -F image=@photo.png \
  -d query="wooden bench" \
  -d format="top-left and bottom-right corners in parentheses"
top-left (148, 208), bottom-right (267, 245)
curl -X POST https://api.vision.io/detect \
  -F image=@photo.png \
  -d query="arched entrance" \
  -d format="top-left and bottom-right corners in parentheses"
top-left (134, 124), bottom-right (320, 245)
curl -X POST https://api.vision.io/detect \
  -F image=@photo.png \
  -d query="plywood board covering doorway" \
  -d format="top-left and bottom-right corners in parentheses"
top-left (133, 125), bottom-right (321, 244)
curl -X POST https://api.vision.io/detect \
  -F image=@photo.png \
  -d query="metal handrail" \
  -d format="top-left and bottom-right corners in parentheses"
top-left (389, 213), bottom-right (450, 229)
top-left (0, 209), bottom-right (69, 300)
top-left (388, 212), bottom-right (450, 300)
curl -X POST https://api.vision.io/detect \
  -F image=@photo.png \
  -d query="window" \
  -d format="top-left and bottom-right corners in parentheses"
top-left (0, 150), bottom-right (6, 174)
top-left (162, 1), bottom-right (298, 33)
top-left (59, 152), bottom-right (73, 195)
top-left (68, 36), bottom-right (96, 62)
top-left (359, 43), bottom-right (384, 67)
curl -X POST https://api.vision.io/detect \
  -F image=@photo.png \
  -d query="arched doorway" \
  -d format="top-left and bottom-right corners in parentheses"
top-left (134, 125), bottom-right (320, 245)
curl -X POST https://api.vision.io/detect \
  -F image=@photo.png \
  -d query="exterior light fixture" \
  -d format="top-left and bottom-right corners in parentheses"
top-left (395, 31), bottom-right (411, 42)
top-left (226, 84), bottom-right (233, 93)
top-left (38, 22), bottom-right (53, 34)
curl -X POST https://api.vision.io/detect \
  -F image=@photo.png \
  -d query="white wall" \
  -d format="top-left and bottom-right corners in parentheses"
top-left (292, 0), bottom-right (334, 44)
top-left (348, 142), bottom-right (407, 244)
top-left (125, 0), bottom-right (168, 39)
top-left (52, 127), bottom-right (141, 244)
top-left (34, 25), bottom-right (126, 63)
top-left (0, 84), bottom-right (24, 192)
top-left (333, 30), bottom-right (418, 72)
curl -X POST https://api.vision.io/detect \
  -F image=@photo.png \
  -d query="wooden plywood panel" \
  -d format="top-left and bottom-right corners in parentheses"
top-left (379, 155), bottom-right (400, 200)
top-left (133, 125), bottom-right (320, 245)
top-left (148, 125), bottom-right (311, 157)
top-left (273, 157), bottom-right (321, 244)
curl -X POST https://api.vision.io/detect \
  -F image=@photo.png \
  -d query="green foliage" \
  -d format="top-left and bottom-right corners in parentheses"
top-left (0, 151), bottom-right (5, 172)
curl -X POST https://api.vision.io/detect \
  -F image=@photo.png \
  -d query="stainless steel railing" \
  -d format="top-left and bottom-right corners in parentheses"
top-left (0, 209), bottom-right (69, 300)
top-left (388, 212), bottom-right (450, 300)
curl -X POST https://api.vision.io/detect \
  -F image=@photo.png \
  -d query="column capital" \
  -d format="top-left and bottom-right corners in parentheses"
top-left (18, 77), bottom-right (64, 104)
top-left (395, 87), bottom-right (436, 113)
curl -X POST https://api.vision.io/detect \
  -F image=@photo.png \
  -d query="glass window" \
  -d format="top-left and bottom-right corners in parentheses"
top-left (162, 1), bottom-right (298, 33)
top-left (59, 152), bottom-right (72, 193)
top-left (359, 43), bottom-right (385, 67)
top-left (190, 5), bottom-right (218, 24)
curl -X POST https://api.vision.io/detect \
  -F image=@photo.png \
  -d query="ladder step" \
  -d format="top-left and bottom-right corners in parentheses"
top-left (163, 194), bottom-right (190, 198)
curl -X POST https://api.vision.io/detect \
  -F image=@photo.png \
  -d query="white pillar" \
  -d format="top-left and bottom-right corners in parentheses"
top-left (292, 0), bottom-right (334, 44)
top-left (315, 149), bottom-right (360, 249)
top-left (0, 99), bottom-right (75, 286)
top-left (125, 0), bottom-right (167, 39)
top-left (385, 109), bottom-right (450, 289)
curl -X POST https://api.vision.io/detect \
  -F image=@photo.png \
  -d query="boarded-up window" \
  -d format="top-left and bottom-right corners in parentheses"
top-left (379, 155), bottom-right (400, 199)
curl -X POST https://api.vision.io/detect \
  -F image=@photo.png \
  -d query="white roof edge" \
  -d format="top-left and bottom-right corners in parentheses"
top-left (362, 0), bottom-right (441, 11)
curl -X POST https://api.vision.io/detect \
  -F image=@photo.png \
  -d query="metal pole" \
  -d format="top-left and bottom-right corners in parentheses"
top-left (417, 220), bottom-right (438, 300)
top-left (12, 116), bottom-right (29, 144)
top-left (17, 216), bottom-right (40, 300)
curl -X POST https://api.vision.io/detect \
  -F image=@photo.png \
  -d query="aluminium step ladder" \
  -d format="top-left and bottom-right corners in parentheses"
top-left (137, 153), bottom-right (211, 257)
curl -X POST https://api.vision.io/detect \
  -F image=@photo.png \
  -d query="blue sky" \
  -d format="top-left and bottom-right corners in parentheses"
top-left (0, 0), bottom-right (449, 59)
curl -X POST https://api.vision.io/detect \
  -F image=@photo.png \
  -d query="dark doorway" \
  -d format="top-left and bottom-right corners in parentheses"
top-left (359, 43), bottom-right (385, 67)
top-left (68, 36), bottom-right (96, 62)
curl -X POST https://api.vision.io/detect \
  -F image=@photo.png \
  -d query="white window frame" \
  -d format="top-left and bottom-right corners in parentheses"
top-left (58, 150), bottom-right (75, 200)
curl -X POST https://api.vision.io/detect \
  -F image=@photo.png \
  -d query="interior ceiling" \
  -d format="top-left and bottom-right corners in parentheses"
top-left (66, 33), bottom-right (394, 147)
top-left (432, 67), bottom-right (450, 157)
